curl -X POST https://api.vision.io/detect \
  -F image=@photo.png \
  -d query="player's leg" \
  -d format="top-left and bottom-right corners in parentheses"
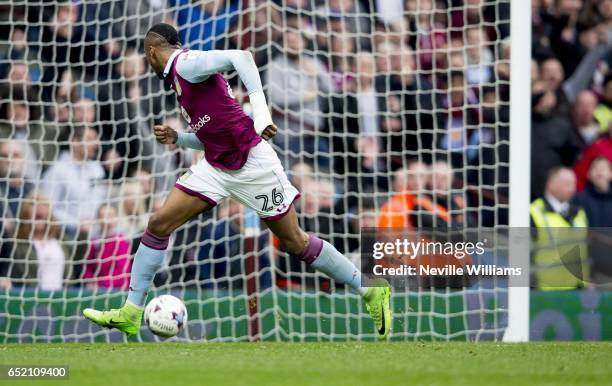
top-left (228, 141), bottom-right (391, 339)
top-left (263, 206), bottom-right (364, 293)
top-left (126, 187), bottom-right (213, 307)
top-left (84, 157), bottom-right (229, 335)
top-left (263, 207), bottom-right (392, 340)
top-left (83, 187), bottom-right (213, 335)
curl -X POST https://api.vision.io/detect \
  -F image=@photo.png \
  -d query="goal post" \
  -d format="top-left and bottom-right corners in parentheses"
top-left (503, 0), bottom-right (531, 343)
top-left (0, 0), bottom-right (526, 343)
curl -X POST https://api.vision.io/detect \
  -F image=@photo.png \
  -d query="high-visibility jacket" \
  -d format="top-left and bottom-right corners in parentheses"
top-left (377, 192), bottom-right (473, 272)
top-left (377, 192), bottom-right (414, 229)
top-left (594, 104), bottom-right (611, 132)
top-left (529, 198), bottom-right (589, 290)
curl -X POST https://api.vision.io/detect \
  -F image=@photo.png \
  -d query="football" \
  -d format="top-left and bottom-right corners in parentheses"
top-left (144, 295), bottom-right (188, 338)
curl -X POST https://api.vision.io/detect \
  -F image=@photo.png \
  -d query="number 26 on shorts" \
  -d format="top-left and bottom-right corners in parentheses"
top-left (255, 187), bottom-right (284, 211)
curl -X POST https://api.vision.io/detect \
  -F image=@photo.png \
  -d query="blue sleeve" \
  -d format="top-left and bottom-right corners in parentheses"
top-left (176, 132), bottom-right (204, 150)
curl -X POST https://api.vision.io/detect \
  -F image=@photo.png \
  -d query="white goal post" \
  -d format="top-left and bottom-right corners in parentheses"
top-left (503, 0), bottom-right (531, 343)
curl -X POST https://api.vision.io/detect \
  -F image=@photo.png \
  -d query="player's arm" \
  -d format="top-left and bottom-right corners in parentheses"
top-left (175, 50), bottom-right (276, 139)
top-left (153, 125), bottom-right (204, 150)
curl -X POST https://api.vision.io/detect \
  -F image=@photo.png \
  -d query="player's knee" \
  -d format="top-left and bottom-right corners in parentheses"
top-left (147, 213), bottom-right (174, 237)
top-left (279, 232), bottom-right (308, 256)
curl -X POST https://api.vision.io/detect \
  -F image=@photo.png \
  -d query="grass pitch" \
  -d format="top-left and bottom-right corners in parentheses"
top-left (0, 342), bottom-right (610, 386)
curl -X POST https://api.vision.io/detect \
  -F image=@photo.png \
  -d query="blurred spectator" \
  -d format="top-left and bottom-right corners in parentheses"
top-left (315, 0), bottom-right (371, 49)
top-left (438, 70), bottom-right (480, 169)
top-left (44, 69), bottom-right (76, 145)
top-left (0, 26), bottom-right (26, 77)
top-left (266, 30), bottom-right (332, 165)
top-left (375, 45), bottom-right (442, 167)
top-left (39, 2), bottom-right (103, 99)
top-left (530, 167), bottom-right (588, 290)
top-left (72, 97), bottom-right (96, 125)
top-left (116, 181), bottom-right (148, 241)
top-left (0, 94), bottom-right (44, 180)
top-left (574, 156), bottom-right (612, 226)
top-left (83, 204), bottom-right (131, 290)
top-left (574, 157), bottom-right (612, 284)
top-left (572, 90), bottom-right (602, 150)
top-left (130, 169), bottom-right (155, 211)
top-left (131, 169), bottom-right (154, 198)
top-left (370, 19), bottom-right (403, 50)
top-left (0, 60), bottom-right (38, 102)
top-left (354, 53), bottom-right (382, 161)
top-left (299, 178), bottom-right (345, 246)
top-left (451, 0), bottom-right (508, 39)
top-left (2, 191), bottom-right (87, 290)
top-left (225, 4), bottom-right (282, 68)
top-left (540, 57), bottom-right (572, 116)
top-left (594, 74), bottom-right (612, 131)
top-left (170, 0), bottom-right (239, 51)
top-left (531, 80), bottom-right (582, 199)
top-left (377, 161), bottom-right (430, 228)
top-left (404, 160), bottom-right (473, 288)
top-left (101, 148), bottom-right (124, 180)
top-left (464, 26), bottom-right (494, 85)
top-left (468, 85), bottom-right (510, 225)
top-left (328, 52), bottom-right (386, 190)
top-left (411, 161), bottom-right (469, 228)
top-left (493, 38), bottom-right (511, 95)
top-left (345, 196), bottom-right (379, 258)
top-left (328, 33), bottom-right (356, 90)
top-left (574, 125), bottom-right (612, 190)
top-left (78, 1), bottom-right (128, 70)
top-left (532, 0), bottom-right (555, 60)
top-left (112, 0), bottom-right (174, 49)
top-left (98, 49), bottom-right (139, 179)
top-left (548, 0), bottom-right (585, 75)
top-left (289, 161), bottom-right (315, 193)
top-left (405, 0), bottom-right (447, 71)
top-left (396, 160), bottom-right (429, 193)
top-left (375, 0), bottom-right (403, 28)
top-left (563, 39), bottom-right (611, 104)
top-left (99, 48), bottom-right (175, 177)
top-left (144, 115), bottom-right (191, 193)
top-left (0, 140), bottom-right (33, 235)
top-left (197, 199), bottom-right (271, 289)
top-left (41, 126), bottom-right (106, 236)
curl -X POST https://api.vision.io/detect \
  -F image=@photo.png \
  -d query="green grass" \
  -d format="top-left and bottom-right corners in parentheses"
top-left (0, 342), bottom-right (610, 386)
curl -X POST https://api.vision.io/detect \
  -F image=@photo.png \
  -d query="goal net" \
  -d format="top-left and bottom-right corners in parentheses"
top-left (0, 0), bottom-right (517, 342)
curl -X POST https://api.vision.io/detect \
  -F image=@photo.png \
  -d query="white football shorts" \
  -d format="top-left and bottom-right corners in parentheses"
top-left (174, 140), bottom-right (300, 220)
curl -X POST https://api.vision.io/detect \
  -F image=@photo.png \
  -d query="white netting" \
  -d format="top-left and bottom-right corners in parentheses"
top-left (0, 0), bottom-right (511, 342)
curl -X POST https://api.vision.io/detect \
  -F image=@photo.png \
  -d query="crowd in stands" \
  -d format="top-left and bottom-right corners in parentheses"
top-left (0, 0), bottom-right (610, 291)
top-left (529, 0), bottom-right (612, 287)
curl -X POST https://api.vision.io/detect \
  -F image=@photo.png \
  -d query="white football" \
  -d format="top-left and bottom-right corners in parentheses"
top-left (144, 295), bottom-right (188, 338)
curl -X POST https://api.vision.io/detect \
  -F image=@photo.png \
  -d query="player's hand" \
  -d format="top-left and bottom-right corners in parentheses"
top-left (154, 124), bottom-right (178, 145)
top-left (261, 124), bottom-right (277, 140)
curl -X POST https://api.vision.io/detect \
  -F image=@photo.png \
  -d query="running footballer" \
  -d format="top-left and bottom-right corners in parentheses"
top-left (83, 23), bottom-right (391, 340)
